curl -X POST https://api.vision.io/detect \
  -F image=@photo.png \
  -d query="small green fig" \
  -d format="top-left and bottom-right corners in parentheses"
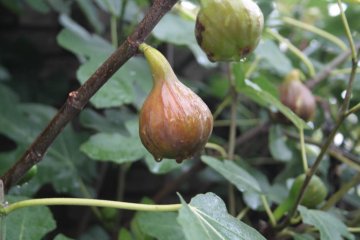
top-left (139, 44), bottom-right (213, 163)
top-left (195, 0), bottom-right (264, 62)
top-left (279, 70), bottom-right (316, 122)
top-left (289, 174), bottom-right (328, 208)
top-left (274, 173), bottom-right (328, 220)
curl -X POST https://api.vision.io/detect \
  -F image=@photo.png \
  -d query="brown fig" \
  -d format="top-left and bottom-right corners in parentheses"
top-left (139, 44), bottom-right (213, 163)
top-left (279, 70), bottom-right (316, 122)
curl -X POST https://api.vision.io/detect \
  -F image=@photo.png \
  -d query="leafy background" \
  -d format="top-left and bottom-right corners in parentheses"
top-left (0, 0), bottom-right (359, 239)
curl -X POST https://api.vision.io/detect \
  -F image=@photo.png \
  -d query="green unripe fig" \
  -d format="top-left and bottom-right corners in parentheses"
top-left (139, 44), bottom-right (213, 163)
top-left (274, 174), bottom-right (328, 221)
top-left (279, 70), bottom-right (316, 122)
top-left (289, 174), bottom-right (328, 208)
top-left (195, 0), bottom-right (264, 62)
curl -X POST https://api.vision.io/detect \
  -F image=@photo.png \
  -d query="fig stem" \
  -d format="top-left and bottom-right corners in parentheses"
top-left (227, 63), bottom-right (238, 216)
top-left (337, 0), bottom-right (359, 115)
top-left (282, 17), bottom-right (347, 51)
top-left (337, 0), bottom-right (357, 62)
top-left (261, 194), bottom-right (277, 226)
top-left (205, 143), bottom-right (227, 158)
top-left (213, 96), bottom-right (231, 119)
top-left (110, 15), bottom-right (118, 48)
top-left (138, 43), bottom-right (172, 82)
top-left (273, 198), bottom-right (293, 222)
top-left (299, 127), bottom-right (308, 172)
top-left (266, 28), bottom-right (315, 77)
top-left (321, 172), bottom-right (360, 211)
top-left (236, 207), bottom-right (250, 220)
top-left (1, 198), bottom-right (181, 215)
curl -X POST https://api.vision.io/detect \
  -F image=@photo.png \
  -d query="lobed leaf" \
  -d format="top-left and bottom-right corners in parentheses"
top-left (202, 156), bottom-right (262, 193)
top-left (299, 206), bottom-right (354, 240)
top-left (177, 192), bottom-right (266, 240)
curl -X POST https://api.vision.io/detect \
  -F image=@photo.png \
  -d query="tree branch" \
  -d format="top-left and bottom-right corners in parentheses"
top-left (0, 0), bottom-right (179, 193)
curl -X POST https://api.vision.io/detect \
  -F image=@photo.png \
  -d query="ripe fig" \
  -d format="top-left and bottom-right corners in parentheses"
top-left (279, 70), bottom-right (316, 121)
top-left (289, 174), bottom-right (328, 208)
top-left (139, 44), bottom-right (213, 163)
top-left (195, 0), bottom-right (264, 62)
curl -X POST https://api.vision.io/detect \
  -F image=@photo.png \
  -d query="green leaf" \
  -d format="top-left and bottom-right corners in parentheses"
top-left (42, 126), bottom-right (96, 195)
top-left (177, 192), bottom-right (266, 240)
top-left (118, 228), bottom-right (133, 240)
top-left (298, 206), bottom-right (354, 240)
top-left (137, 211), bottom-right (185, 240)
top-left (79, 109), bottom-right (130, 134)
top-left (243, 191), bottom-right (262, 210)
top-left (57, 14), bottom-right (113, 58)
top-left (255, 40), bottom-right (293, 75)
top-left (0, 0), bottom-right (22, 14)
top-left (79, 226), bottom-right (110, 240)
top-left (5, 196), bottom-right (56, 240)
top-left (0, 85), bottom-right (33, 144)
top-left (269, 125), bottom-right (293, 162)
top-left (94, 0), bottom-right (121, 16)
top-left (80, 132), bottom-right (147, 164)
top-left (77, 58), bottom-right (135, 108)
top-left (77, 56), bottom-right (150, 108)
top-left (25, 0), bottom-right (50, 13)
top-left (237, 79), bottom-right (309, 129)
top-left (76, 0), bottom-right (104, 34)
top-left (152, 13), bottom-right (213, 67)
top-left (54, 234), bottom-right (74, 240)
top-left (201, 156), bottom-right (262, 193)
top-left (0, 87), bottom-right (96, 195)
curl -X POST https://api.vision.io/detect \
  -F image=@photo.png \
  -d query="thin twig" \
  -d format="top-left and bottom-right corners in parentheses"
top-left (285, 130), bottom-right (360, 168)
top-left (266, 28), bottom-right (316, 77)
top-left (321, 172), bottom-right (360, 210)
top-left (235, 121), bottom-right (270, 147)
top-left (282, 17), bottom-right (347, 51)
top-left (0, 0), bottom-right (179, 193)
top-left (306, 43), bottom-right (360, 89)
top-left (299, 127), bottom-right (308, 172)
top-left (227, 63), bottom-right (238, 216)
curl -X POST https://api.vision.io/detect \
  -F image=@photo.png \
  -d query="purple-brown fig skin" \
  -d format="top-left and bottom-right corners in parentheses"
top-left (139, 46), bottom-right (213, 163)
top-left (279, 71), bottom-right (316, 122)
